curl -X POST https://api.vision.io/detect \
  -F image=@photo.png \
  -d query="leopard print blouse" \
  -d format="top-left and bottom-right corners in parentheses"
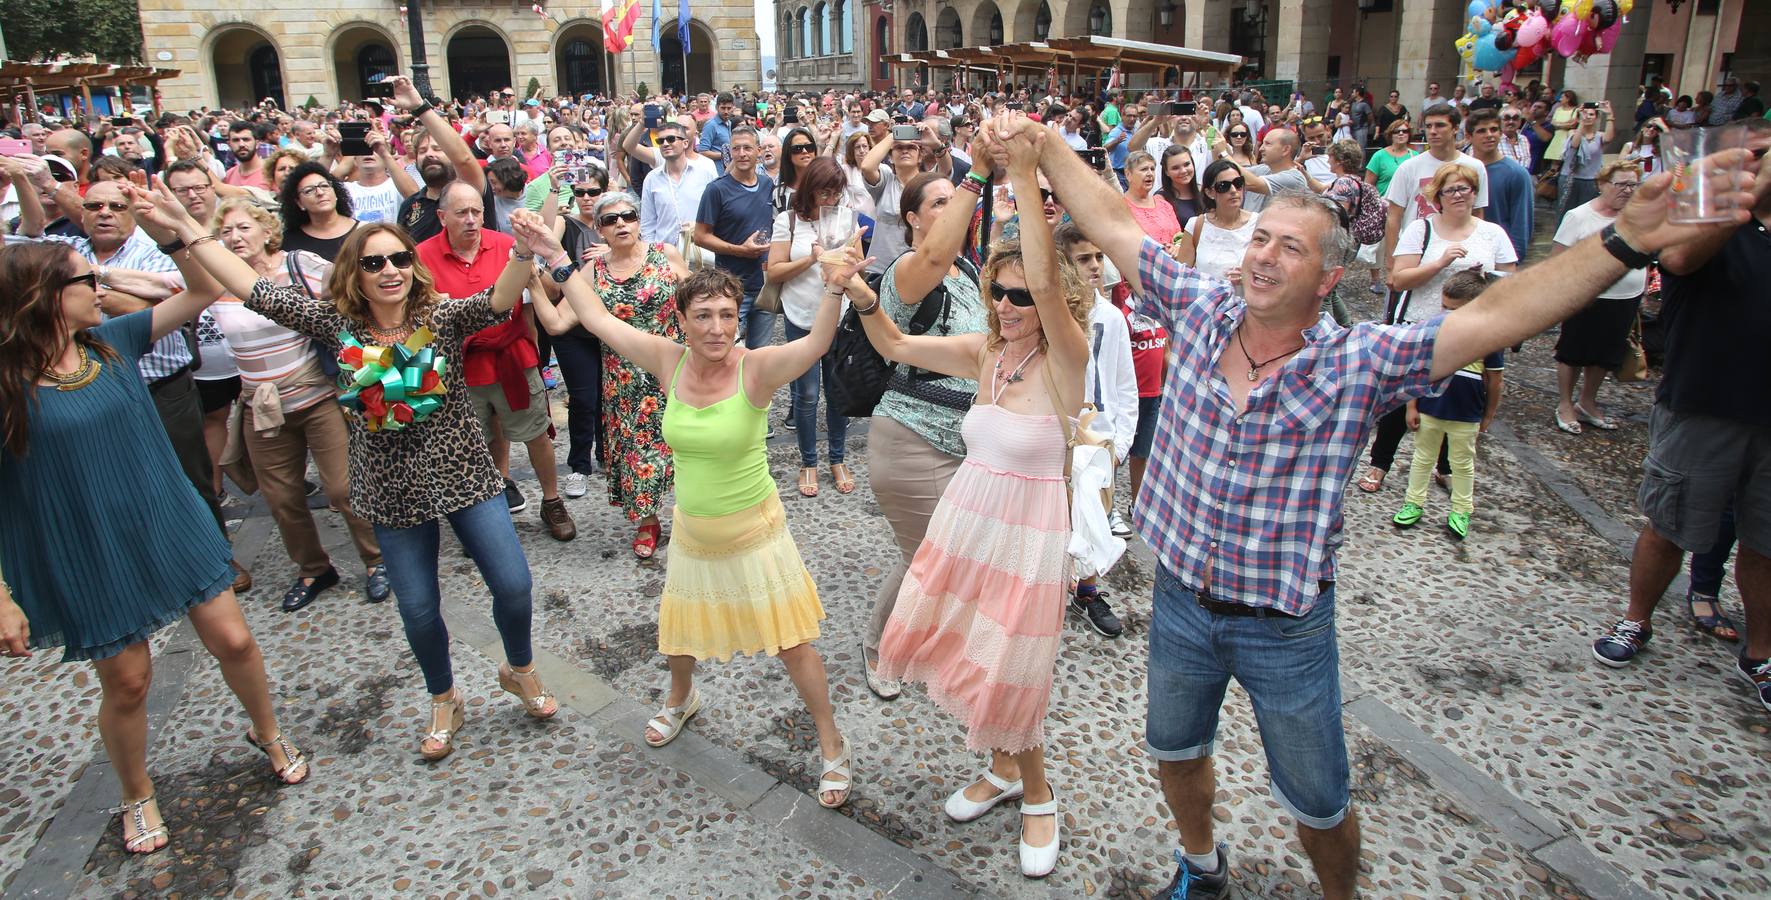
top-left (246, 278), bottom-right (506, 529)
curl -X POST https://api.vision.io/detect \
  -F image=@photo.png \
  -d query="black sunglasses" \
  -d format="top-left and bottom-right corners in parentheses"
top-left (62, 271), bottom-right (99, 290)
top-left (990, 280), bottom-right (1036, 307)
top-left (598, 210), bottom-right (640, 227)
top-left (788, 144), bottom-right (816, 154)
top-left (358, 250), bottom-right (416, 273)
top-left (1211, 177), bottom-right (1246, 193)
top-left (656, 135), bottom-right (683, 145)
top-left (1228, 131), bottom-right (1249, 138)
top-left (1039, 188), bottom-right (1054, 204)
top-left (82, 200), bottom-right (131, 213)
top-left (572, 186), bottom-right (604, 198)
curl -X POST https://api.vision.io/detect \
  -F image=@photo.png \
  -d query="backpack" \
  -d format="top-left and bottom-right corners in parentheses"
top-left (1345, 178), bottom-right (1386, 246)
top-left (827, 255), bottom-right (979, 418)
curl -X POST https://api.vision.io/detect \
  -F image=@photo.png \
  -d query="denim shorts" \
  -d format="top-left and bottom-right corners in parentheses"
top-left (1129, 395), bottom-right (1161, 460)
top-left (1145, 565), bottom-right (1350, 829)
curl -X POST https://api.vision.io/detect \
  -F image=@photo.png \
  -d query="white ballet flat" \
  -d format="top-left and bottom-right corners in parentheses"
top-left (943, 769), bottom-right (1023, 822)
top-left (1018, 796), bottom-right (1061, 878)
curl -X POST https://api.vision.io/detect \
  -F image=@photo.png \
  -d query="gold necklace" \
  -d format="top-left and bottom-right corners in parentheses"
top-left (43, 344), bottom-right (100, 391)
top-left (365, 320), bottom-right (414, 344)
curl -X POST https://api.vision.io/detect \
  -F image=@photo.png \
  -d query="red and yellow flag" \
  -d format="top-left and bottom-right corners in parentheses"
top-left (602, 0), bottom-right (641, 52)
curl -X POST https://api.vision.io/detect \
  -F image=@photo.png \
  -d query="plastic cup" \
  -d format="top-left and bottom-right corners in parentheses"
top-left (1660, 123), bottom-right (1748, 224)
top-left (814, 205), bottom-right (857, 261)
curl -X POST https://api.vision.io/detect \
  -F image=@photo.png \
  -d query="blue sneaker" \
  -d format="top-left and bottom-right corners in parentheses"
top-left (1158, 845), bottom-right (1231, 898)
top-left (1593, 619), bottom-right (1651, 668)
top-left (1736, 655), bottom-right (1771, 714)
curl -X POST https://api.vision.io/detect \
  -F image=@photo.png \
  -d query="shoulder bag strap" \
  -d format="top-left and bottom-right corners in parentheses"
top-left (1387, 217), bottom-right (1431, 325)
top-left (286, 252), bottom-right (317, 300)
top-left (1040, 355), bottom-right (1075, 487)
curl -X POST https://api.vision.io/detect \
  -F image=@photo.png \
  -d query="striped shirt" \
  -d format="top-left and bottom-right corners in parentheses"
top-left (1499, 133), bottom-right (1532, 170)
top-left (206, 251), bottom-right (335, 414)
top-left (1132, 237), bottom-right (1447, 615)
top-left (40, 229), bottom-right (191, 380)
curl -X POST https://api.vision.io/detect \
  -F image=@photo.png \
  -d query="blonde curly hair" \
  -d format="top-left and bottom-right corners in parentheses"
top-left (979, 239), bottom-right (1092, 353)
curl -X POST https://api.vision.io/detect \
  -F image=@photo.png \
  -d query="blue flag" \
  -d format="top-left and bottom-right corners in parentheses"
top-left (651, 0), bottom-right (663, 49)
top-left (678, 0), bottom-right (690, 48)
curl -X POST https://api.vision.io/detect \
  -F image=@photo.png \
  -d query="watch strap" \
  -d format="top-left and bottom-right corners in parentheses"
top-left (1600, 223), bottom-right (1654, 269)
top-left (157, 237), bottom-right (186, 255)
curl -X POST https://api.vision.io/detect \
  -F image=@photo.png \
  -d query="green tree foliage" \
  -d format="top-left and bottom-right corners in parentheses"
top-left (2, 0), bottom-right (146, 63)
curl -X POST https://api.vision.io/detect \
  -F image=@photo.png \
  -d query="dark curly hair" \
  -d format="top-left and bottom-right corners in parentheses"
top-left (278, 160), bottom-right (355, 237)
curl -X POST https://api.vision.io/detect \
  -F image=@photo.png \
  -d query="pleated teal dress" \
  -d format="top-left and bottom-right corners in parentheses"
top-left (0, 311), bottom-right (233, 661)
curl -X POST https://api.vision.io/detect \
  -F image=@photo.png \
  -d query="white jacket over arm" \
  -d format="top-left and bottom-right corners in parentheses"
top-left (1083, 292), bottom-right (1139, 464)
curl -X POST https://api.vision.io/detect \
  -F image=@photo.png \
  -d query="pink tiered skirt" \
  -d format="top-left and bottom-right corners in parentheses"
top-left (877, 404), bottom-right (1071, 753)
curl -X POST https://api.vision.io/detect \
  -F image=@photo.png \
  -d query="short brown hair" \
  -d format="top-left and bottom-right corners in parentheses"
top-left (673, 267), bottom-right (743, 314)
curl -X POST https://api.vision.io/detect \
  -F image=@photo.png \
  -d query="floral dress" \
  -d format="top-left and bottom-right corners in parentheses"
top-left (592, 243), bottom-right (680, 520)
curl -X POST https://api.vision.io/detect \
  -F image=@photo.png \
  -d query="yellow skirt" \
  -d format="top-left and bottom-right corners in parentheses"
top-left (659, 492), bottom-right (823, 661)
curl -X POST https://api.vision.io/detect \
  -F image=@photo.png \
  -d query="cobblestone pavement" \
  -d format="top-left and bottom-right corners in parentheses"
top-left (4, 259), bottom-right (1767, 899)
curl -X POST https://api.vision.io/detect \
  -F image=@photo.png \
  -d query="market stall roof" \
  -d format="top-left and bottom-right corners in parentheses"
top-left (889, 36), bottom-right (1241, 76)
top-left (0, 60), bottom-right (181, 92)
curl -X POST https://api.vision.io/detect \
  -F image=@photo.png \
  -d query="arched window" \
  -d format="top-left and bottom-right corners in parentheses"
top-left (797, 8), bottom-right (810, 58)
top-left (1035, 2), bottom-right (1052, 41)
top-left (814, 2), bottom-right (827, 55)
top-left (837, 0), bottom-right (851, 54)
top-left (357, 43), bottom-right (396, 94)
top-left (905, 13), bottom-right (927, 52)
top-left (988, 10), bottom-right (1003, 45)
top-left (781, 14), bottom-right (793, 59)
top-left (1088, 0), bottom-right (1111, 35)
top-left (875, 17), bottom-right (890, 80)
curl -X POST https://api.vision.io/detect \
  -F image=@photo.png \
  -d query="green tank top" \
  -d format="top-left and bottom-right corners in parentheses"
top-left (661, 351), bottom-right (774, 518)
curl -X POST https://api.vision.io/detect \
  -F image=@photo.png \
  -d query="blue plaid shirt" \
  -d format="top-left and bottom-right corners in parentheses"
top-left (41, 229), bottom-right (189, 380)
top-left (1133, 237), bottom-right (1447, 615)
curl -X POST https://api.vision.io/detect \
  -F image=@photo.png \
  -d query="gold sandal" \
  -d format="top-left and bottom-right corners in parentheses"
top-left (420, 691), bottom-right (465, 761)
top-left (830, 463), bottom-right (856, 495)
top-left (116, 794), bottom-right (168, 855)
top-left (797, 467), bottom-right (819, 497)
top-left (245, 728), bottom-right (311, 785)
top-left (498, 663), bottom-right (558, 720)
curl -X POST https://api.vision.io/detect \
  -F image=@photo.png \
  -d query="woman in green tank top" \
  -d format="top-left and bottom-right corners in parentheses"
top-left (513, 214), bottom-right (866, 809)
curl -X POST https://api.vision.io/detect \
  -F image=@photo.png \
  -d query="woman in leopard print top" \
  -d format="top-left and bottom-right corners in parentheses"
top-left (158, 197), bottom-right (563, 762)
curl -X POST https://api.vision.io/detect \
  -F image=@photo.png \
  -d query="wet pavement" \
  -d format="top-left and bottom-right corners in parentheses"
top-left (4, 211), bottom-right (1766, 898)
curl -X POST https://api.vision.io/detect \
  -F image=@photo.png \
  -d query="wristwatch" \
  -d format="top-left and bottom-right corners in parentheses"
top-left (157, 237), bottom-right (187, 256)
top-left (410, 102), bottom-right (434, 119)
top-left (1600, 223), bottom-right (1654, 269)
top-left (549, 261), bottom-right (577, 284)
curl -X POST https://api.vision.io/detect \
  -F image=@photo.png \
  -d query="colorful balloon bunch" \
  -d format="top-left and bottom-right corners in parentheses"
top-left (336, 327), bottom-right (450, 433)
top-left (1460, 0), bottom-right (1634, 91)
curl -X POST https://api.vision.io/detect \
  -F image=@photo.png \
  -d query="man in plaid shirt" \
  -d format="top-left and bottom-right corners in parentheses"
top-left (1001, 114), bottom-right (1760, 899)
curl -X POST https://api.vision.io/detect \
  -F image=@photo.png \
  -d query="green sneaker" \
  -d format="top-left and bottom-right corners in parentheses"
top-left (1392, 502), bottom-right (1424, 528)
top-left (1447, 511), bottom-right (1470, 540)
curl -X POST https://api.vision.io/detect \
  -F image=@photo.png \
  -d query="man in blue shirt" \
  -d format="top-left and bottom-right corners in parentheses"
top-left (1102, 103), bottom-right (1140, 188)
top-left (693, 125), bottom-right (777, 348)
top-left (697, 92), bottom-right (737, 176)
top-left (1466, 108), bottom-right (1534, 263)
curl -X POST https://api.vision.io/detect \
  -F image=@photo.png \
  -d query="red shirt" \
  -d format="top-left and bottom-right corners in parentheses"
top-left (416, 229), bottom-right (537, 393)
top-left (1112, 281), bottom-right (1168, 398)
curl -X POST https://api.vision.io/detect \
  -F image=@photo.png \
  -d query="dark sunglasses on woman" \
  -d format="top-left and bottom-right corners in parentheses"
top-left (598, 210), bottom-right (640, 227)
top-left (990, 281), bottom-right (1036, 307)
top-left (62, 271), bottom-right (99, 290)
top-left (1211, 177), bottom-right (1246, 193)
top-left (358, 251), bottom-right (416, 273)
top-left (572, 186), bottom-right (604, 198)
top-left (788, 143), bottom-right (816, 155)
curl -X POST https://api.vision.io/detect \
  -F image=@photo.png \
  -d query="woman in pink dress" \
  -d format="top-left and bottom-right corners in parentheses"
top-left (840, 121), bottom-right (1089, 879)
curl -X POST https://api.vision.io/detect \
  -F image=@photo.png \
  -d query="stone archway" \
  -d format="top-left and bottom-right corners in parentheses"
top-left (659, 20), bottom-right (718, 95)
top-left (553, 20), bottom-right (611, 97)
top-left (328, 22), bottom-right (401, 103)
top-left (444, 22), bottom-right (513, 101)
top-left (1013, 0), bottom-right (1054, 43)
top-left (935, 6), bottom-right (963, 49)
top-left (905, 12), bottom-right (929, 52)
top-left (208, 25), bottom-right (285, 110)
top-left (972, 1), bottom-right (1006, 46)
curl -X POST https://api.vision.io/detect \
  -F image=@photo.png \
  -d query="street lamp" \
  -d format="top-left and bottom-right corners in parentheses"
top-left (1159, 2), bottom-right (1175, 27)
top-left (402, 0), bottom-right (435, 99)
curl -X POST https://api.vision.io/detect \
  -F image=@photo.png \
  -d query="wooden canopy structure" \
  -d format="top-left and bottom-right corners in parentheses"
top-left (888, 35), bottom-right (1242, 92)
top-left (0, 60), bottom-right (184, 120)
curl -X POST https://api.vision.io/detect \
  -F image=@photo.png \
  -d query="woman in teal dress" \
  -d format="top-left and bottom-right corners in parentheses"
top-left (0, 201), bottom-right (311, 858)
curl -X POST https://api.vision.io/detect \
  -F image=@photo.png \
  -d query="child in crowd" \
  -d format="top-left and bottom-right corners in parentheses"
top-left (1392, 270), bottom-right (1504, 540)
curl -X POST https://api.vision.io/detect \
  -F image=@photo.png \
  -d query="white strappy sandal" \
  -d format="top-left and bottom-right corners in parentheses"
top-left (644, 688), bottom-right (701, 748)
top-left (1018, 795), bottom-right (1061, 878)
top-left (116, 794), bottom-right (169, 855)
top-left (818, 739), bottom-right (853, 809)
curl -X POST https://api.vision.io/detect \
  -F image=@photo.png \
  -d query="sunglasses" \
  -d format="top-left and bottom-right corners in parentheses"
top-left (62, 271), bottom-right (99, 290)
top-left (1040, 188), bottom-right (1054, 205)
top-left (656, 135), bottom-right (683, 145)
top-left (598, 210), bottom-right (640, 227)
top-left (82, 200), bottom-right (131, 213)
top-left (788, 144), bottom-right (816, 154)
top-left (990, 281), bottom-right (1036, 307)
top-left (1228, 131), bottom-right (1249, 138)
top-left (1210, 177), bottom-right (1246, 193)
top-left (358, 250), bottom-right (416, 273)
top-left (573, 185), bottom-right (605, 198)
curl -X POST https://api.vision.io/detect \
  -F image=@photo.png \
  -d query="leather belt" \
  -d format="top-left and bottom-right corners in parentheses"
top-left (147, 365), bottom-right (195, 391)
top-left (1193, 580), bottom-right (1334, 620)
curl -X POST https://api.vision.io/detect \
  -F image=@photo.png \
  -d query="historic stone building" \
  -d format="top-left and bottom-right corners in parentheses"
top-left (775, 0), bottom-right (1764, 137)
top-left (138, 0), bottom-right (765, 112)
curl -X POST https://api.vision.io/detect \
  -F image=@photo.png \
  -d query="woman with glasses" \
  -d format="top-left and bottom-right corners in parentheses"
top-left (764, 157), bottom-right (853, 498)
top-left (1557, 100), bottom-right (1615, 218)
top-left (164, 197), bottom-right (553, 762)
top-left (0, 192), bottom-right (310, 858)
top-left (278, 161), bottom-right (359, 262)
top-left (206, 198), bottom-right (389, 612)
top-left (1180, 159), bottom-right (1259, 284)
top-left (774, 126), bottom-right (819, 214)
top-left (1547, 160), bottom-right (1647, 435)
top-left (1361, 162), bottom-right (1517, 493)
top-left (1620, 118), bottom-right (1665, 176)
top-left (1364, 120), bottom-right (1419, 197)
top-left (531, 192), bottom-right (686, 559)
top-left (1215, 121), bottom-right (1256, 169)
top-left (1375, 90), bottom-right (1409, 142)
top-left (857, 127), bottom-right (1091, 877)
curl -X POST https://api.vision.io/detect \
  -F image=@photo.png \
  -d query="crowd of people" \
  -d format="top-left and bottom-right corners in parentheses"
top-left (0, 67), bottom-right (1765, 897)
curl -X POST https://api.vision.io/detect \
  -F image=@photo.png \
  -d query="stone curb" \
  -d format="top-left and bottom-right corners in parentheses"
top-left (443, 599), bottom-right (978, 899)
top-left (5, 516), bottom-right (276, 900)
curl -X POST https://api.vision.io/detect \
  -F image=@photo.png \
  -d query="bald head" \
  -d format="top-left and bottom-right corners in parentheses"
top-left (48, 129), bottom-right (92, 168)
top-left (440, 179), bottom-right (483, 213)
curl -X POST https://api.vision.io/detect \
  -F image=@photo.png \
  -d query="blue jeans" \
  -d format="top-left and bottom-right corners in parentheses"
top-left (1145, 564), bottom-right (1349, 829)
top-left (738, 289), bottom-right (777, 349)
top-left (550, 330), bottom-right (602, 476)
top-left (372, 493), bottom-right (535, 695)
top-left (781, 320), bottom-right (848, 467)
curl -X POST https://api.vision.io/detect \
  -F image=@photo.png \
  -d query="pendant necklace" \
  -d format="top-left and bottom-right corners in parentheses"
top-left (992, 345), bottom-right (1041, 404)
top-left (1235, 326), bottom-right (1302, 382)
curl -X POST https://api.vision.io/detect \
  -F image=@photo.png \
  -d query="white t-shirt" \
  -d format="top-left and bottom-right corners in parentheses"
top-left (1303, 154), bottom-right (1334, 184)
top-left (347, 178), bottom-right (403, 224)
top-left (1063, 130), bottom-right (1089, 152)
top-left (1553, 203), bottom-right (1648, 299)
top-left (770, 208), bottom-right (843, 329)
top-left (1392, 216), bottom-right (1517, 322)
top-left (1383, 150), bottom-right (1490, 240)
